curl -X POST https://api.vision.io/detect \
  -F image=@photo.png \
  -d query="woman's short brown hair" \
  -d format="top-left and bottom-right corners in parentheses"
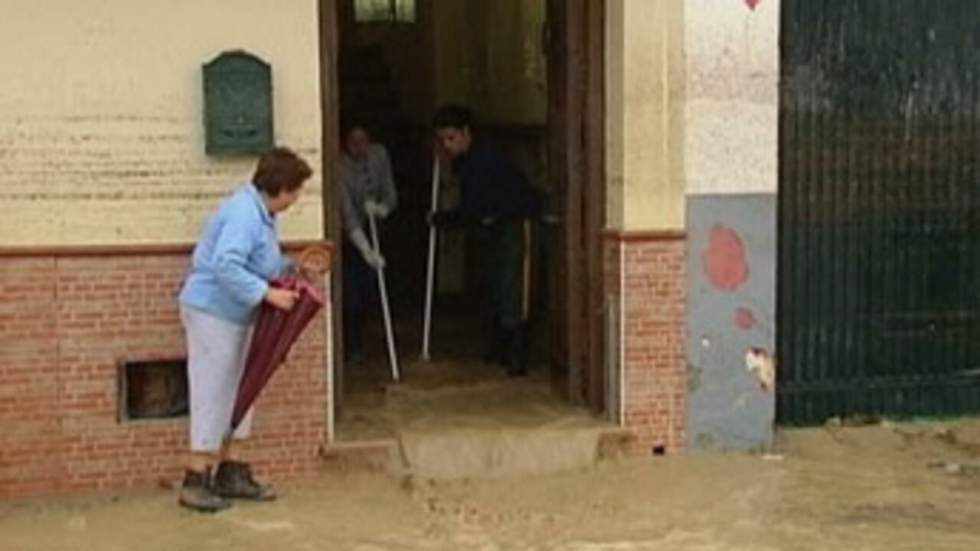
top-left (252, 147), bottom-right (313, 196)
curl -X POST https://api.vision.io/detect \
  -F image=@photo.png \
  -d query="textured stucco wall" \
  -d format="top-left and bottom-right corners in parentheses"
top-left (605, 0), bottom-right (781, 452)
top-left (686, 196), bottom-right (775, 452)
top-left (684, 0), bottom-right (779, 195)
top-left (605, 0), bottom-right (685, 231)
top-left (683, 0), bottom-right (780, 452)
top-left (0, 0), bottom-right (323, 246)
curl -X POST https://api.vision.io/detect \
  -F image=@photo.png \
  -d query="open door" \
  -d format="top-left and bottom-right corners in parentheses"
top-left (544, 0), bottom-right (605, 410)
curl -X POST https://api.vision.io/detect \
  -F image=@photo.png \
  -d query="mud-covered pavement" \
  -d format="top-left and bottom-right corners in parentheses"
top-left (4, 421), bottom-right (980, 550)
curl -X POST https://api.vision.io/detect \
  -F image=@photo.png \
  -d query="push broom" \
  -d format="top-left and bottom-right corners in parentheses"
top-left (421, 156), bottom-right (440, 361)
top-left (367, 212), bottom-right (399, 381)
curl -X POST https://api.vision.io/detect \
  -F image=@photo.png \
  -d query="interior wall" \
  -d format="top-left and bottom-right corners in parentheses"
top-left (432, 0), bottom-right (547, 126)
top-left (337, 0), bottom-right (546, 126)
top-left (337, 0), bottom-right (436, 123)
top-left (605, 0), bottom-right (778, 230)
top-left (0, 0), bottom-right (324, 246)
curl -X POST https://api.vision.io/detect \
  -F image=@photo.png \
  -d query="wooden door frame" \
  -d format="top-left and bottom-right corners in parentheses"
top-left (319, 0), bottom-right (344, 414)
top-left (548, 0), bottom-right (606, 411)
top-left (582, 0), bottom-right (606, 413)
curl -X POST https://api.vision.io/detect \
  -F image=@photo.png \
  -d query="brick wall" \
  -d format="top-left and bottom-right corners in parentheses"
top-left (0, 247), bottom-right (330, 500)
top-left (605, 233), bottom-right (687, 455)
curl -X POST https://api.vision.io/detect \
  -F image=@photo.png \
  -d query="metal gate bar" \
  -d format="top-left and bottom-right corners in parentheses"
top-left (778, 1), bottom-right (980, 425)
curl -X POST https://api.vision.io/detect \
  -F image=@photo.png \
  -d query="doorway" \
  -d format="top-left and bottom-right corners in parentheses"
top-left (320, 0), bottom-right (607, 443)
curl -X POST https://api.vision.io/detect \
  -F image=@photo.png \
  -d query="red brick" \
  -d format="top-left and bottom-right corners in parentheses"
top-left (606, 234), bottom-right (686, 455)
top-left (0, 251), bottom-right (330, 499)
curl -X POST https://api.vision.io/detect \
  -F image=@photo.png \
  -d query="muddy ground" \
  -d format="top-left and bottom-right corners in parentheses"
top-left (4, 420), bottom-right (980, 550)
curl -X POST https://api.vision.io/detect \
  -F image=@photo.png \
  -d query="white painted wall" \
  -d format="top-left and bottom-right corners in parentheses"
top-left (684, 0), bottom-right (779, 195)
top-left (605, 0), bottom-right (780, 231)
top-left (0, 0), bottom-right (324, 246)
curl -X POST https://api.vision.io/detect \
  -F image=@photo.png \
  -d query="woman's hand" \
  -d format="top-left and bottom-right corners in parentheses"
top-left (264, 288), bottom-right (299, 311)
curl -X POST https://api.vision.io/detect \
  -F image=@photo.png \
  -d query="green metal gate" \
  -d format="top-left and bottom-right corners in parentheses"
top-left (778, 1), bottom-right (980, 425)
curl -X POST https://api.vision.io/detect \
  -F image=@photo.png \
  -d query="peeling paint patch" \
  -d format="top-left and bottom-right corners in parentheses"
top-left (686, 195), bottom-right (775, 452)
top-left (745, 347), bottom-right (775, 392)
top-left (703, 225), bottom-right (749, 291)
top-left (735, 307), bottom-right (757, 330)
top-left (688, 364), bottom-right (703, 392)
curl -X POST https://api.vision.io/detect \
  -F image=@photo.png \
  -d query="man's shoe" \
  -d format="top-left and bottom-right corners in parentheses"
top-left (178, 469), bottom-right (231, 513)
top-left (347, 352), bottom-right (364, 367)
top-left (484, 323), bottom-right (511, 365)
top-left (213, 460), bottom-right (277, 501)
top-left (505, 324), bottom-right (529, 377)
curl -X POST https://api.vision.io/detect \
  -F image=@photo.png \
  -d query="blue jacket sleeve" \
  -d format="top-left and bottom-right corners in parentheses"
top-left (212, 220), bottom-right (269, 307)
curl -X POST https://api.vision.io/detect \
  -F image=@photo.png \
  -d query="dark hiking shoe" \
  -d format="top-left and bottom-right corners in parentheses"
top-left (483, 344), bottom-right (503, 365)
top-left (214, 461), bottom-right (277, 501)
top-left (505, 324), bottom-right (529, 377)
top-left (178, 469), bottom-right (231, 513)
top-left (484, 324), bottom-right (512, 365)
top-left (506, 362), bottom-right (529, 377)
top-left (346, 350), bottom-right (364, 367)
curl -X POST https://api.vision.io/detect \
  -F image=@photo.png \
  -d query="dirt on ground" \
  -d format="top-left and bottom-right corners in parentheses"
top-left (337, 360), bottom-right (606, 438)
top-left (4, 419), bottom-right (980, 550)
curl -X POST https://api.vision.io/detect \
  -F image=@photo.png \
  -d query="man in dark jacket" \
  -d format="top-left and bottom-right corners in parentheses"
top-left (430, 104), bottom-right (541, 376)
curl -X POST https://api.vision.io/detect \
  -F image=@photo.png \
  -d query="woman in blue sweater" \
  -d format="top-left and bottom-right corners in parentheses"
top-left (178, 147), bottom-right (312, 512)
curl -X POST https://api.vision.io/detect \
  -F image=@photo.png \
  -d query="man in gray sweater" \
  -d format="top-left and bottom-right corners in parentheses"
top-left (337, 121), bottom-right (398, 364)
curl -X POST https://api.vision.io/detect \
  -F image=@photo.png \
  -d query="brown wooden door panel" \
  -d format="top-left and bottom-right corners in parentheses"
top-left (545, 0), bottom-right (605, 409)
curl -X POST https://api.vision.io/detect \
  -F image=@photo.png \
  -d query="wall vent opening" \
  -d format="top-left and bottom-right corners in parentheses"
top-left (119, 359), bottom-right (189, 421)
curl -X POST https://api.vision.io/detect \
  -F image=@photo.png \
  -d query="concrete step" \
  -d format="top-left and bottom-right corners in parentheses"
top-left (320, 426), bottom-right (635, 480)
top-left (328, 367), bottom-right (634, 480)
top-left (399, 426), bottom-right (603, 479)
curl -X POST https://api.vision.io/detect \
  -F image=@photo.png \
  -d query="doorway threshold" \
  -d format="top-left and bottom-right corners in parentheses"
top-left (326, 360), bottom-right (632, 479)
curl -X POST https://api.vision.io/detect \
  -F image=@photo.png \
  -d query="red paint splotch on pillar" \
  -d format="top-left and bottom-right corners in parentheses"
top-left (703, 225), bottom-right (749, 291)
top-left (745, 0), bottom-right (761, 10)
top-left (735, 307), bottom-right (756, 330)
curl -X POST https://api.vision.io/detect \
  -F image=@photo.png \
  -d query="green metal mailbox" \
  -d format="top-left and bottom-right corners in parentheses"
top-left (203, 50), bottom-right (274, 155)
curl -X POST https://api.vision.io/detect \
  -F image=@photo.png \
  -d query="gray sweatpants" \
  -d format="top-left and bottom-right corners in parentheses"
top-left (180, 305), bottom-right (255, 453)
